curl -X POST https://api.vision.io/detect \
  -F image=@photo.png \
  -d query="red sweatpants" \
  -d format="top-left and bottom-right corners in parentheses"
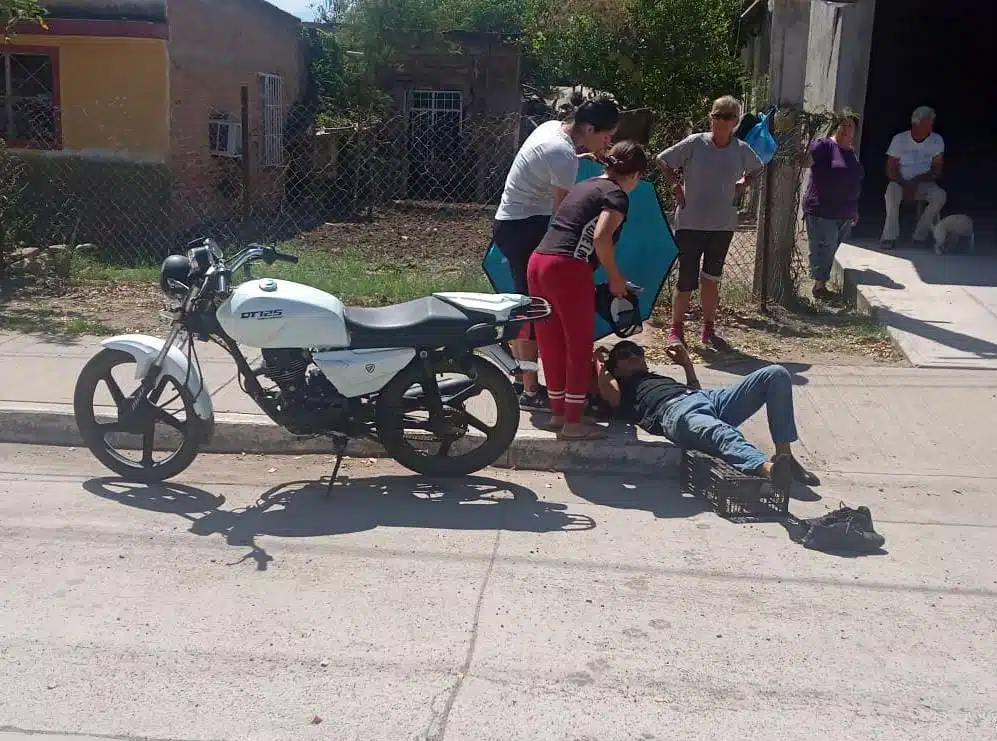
top-left (527, 252), bottom-right (594, 424)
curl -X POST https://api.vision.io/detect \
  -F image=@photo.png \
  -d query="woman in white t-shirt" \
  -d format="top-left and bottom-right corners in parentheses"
top-left (492, 98), bottom-right (620, 411)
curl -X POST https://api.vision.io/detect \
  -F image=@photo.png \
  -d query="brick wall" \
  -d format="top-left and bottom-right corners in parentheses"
top-left (377, 31), bottom-right (522, 203)
top-left (167, 0), bottom-right (305, 235)
top-left (381, 32), bottom-right (521, 118)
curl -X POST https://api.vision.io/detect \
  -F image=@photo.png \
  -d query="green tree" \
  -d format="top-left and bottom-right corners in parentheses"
top-left (1, 0), bottom-right (47, 36)
top-left (314, 0), bottom-right (744, 123)
top-left (525, 0), bottom-right (743, 120)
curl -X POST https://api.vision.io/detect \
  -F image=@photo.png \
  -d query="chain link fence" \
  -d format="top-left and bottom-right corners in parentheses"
top-left (1, 85), bottom-right (821, 311)
top-left (754, 108), bottom-right (837, 307)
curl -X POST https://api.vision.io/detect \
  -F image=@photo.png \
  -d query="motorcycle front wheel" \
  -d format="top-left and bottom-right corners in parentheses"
top-left (74, 348), bottom-right (206, 483)
top-left (375, 355), bottom-right (519, 477)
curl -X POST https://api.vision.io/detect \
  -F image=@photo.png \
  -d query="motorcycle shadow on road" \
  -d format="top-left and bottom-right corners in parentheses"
top-left (82, 474), bottom-right (596, 569)
top-left (563, 467), bottom-right (709, 521)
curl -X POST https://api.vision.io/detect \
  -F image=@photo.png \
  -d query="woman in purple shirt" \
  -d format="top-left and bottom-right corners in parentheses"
top-left (804, 111), bottom-right (864, 299)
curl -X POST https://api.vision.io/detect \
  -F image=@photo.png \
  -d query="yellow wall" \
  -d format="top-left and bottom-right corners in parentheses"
top-left (9, 35), bottom-right (169, 158)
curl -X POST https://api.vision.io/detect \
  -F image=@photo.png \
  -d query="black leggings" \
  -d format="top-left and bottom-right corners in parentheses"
top-left (493, 215), bottom-right (550, 340)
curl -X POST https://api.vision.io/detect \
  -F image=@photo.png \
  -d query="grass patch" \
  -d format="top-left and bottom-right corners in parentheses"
top-left (0, 302), bottom-right (114, 337)
top-left (648, 278), bottom-right (902, 366)
top-left (254, 247), bottom-right (489, 305)
top-left (71, 258), bottom-right (159, 282)
top-left (70, 247), bottom-right (489, 306)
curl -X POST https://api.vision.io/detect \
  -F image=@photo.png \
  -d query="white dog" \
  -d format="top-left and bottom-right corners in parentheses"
top-left (933, 214), bottom-right (975, 255)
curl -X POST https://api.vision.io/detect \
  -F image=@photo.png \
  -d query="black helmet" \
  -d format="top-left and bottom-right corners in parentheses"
top-left (159, 254), bottom-right (192, 296)
top-left (595, 282), bottom-right (643, 338)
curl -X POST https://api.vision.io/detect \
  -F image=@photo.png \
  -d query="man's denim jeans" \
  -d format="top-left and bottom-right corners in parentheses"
top-left (660, 365), bottom-right (799, 472)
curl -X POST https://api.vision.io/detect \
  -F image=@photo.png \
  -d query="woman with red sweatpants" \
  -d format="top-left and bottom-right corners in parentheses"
top-left (528, 141), bottom-right (650, 440)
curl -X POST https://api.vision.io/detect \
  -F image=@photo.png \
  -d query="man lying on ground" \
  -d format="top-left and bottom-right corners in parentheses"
top-left (594, 340), bottom-right (820, 490)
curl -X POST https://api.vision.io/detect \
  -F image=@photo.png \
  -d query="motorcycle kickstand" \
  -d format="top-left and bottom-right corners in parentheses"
top-left (326, 437), bottom-right (349, 496)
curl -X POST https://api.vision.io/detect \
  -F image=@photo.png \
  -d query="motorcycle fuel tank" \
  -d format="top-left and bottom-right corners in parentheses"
top-left (216, 278), bottom-right (350, 349)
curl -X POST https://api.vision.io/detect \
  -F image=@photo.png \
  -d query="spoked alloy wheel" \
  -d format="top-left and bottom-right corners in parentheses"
top-left (376, 356), bottom-right (520, 477)
top-left (74, 349), bottom-right (205, 483)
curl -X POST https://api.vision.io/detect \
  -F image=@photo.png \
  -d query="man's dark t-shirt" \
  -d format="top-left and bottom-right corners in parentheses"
top-left (535, 177), bottom-right (629, 269)
top-left (618, 372), bottom-right (689, 434)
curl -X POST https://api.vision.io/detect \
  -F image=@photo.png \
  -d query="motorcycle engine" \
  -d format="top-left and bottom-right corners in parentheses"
top-left (260, 349), bottom-right (349, 435)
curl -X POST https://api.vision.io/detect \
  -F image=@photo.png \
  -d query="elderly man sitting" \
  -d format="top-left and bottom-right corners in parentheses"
top-left (881, 106), bottom-right (946, 249)
top-left (594, 341), bottom-right (819, 491)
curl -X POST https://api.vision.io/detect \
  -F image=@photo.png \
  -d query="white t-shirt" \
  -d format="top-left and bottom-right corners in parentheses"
top-left (495, 120), bottom-right (578, 221)
top-left (887, 131), bottom-right (944, 181)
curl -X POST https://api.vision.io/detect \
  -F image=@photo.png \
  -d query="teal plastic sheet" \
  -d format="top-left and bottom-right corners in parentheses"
top-left (482, 158), bottom-right (678, 339)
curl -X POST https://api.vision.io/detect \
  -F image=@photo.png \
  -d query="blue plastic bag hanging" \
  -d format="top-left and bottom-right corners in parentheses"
top-left (744, 109), bottom-right (777, 164)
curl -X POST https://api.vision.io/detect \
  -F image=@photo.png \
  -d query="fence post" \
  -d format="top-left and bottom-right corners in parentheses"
top-left (755, 162), bottom-right (774, 311)
top-left (240, 85), bottom-right (251, 220)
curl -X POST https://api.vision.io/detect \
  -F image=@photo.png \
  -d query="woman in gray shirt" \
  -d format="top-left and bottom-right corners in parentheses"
top-left (657, 96), bottom-right (763, 348)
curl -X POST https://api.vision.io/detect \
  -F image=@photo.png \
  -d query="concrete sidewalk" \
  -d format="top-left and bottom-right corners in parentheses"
top-left (0, 331), bottom-right (676, 473)
top-left (3, 331), bottom-right (997, 478)
top-left (834, 241), bottom-right (997, 370)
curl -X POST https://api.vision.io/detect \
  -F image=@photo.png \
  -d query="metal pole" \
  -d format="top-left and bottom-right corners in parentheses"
top-left (240, 85), bottom-right (251, 220)
top-left (759, 161), bottom-right (775, 312)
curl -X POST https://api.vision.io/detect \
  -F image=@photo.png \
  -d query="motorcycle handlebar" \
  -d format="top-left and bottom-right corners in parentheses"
top-left (272, 250), bottom-right (299, 264)
top-left (244, 243), bottom-right (298, 265)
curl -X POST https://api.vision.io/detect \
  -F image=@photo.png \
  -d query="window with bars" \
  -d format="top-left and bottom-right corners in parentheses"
top-left (0, 51), bottom-right (58, 149)
top-left (259, 73), bottom-right (284, 167)
top-left (408, 90), bottom-right (462, 159)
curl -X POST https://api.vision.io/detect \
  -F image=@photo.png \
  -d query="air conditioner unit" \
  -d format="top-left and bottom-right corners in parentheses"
top-left (209, 120), bottom-right (243, 158)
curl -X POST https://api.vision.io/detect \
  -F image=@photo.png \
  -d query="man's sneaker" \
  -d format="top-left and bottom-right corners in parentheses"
top-left (667, 324), bottom-right (685, 347)
top-left (772, 455), bottom-right (822, 486)
top-left (513, 380), bottom-right (546, 395)
top-left (519, 387), bottom-right (551, 412)
top-left (801, 503), bottom-right (884, 553)
top-left (881, 240), bottom-right (897, 250)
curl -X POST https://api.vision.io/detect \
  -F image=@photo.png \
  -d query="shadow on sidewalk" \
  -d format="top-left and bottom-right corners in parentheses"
top-left (845, 267), bottom-right (906, 291)
top-left (875, 306), bottom-right (997, 360)
top-left (82, 473), bottom-right (596, 569)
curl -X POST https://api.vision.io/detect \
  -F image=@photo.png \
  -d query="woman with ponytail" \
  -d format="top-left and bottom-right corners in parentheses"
top-left (527, 140), bottom-right (650, 440)
top-left (493, 96), bottom-right (620, 412)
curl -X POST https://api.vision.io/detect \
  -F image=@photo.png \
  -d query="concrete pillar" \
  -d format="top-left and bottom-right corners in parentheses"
top-left (804, 0), bottom-right (877, 151)
top-left (753, 0), bottom-right (811, 305)
top-left (766, 0), bottom-right (811, 106)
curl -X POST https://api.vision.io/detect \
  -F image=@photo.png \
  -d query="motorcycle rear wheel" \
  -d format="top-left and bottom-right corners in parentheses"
top-left (74, 348), bottom-right (205, 483)
top-left (376, 356), bottom-right (519, 477)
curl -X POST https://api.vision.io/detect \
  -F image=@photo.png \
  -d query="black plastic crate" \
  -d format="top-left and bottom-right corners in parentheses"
top-left (680, 449), bottom-right (789, 519)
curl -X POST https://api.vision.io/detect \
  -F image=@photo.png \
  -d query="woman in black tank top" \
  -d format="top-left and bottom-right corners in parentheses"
top-left (527, 141), bottom-right (650, 440)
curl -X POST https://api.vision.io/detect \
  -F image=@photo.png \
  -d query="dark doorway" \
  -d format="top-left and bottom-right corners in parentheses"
top-left (859, 0), bottom-right (996, 221)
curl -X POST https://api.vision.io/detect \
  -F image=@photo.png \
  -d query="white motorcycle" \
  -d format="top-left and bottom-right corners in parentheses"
top-left (73, 239), bottom-right (550, 485)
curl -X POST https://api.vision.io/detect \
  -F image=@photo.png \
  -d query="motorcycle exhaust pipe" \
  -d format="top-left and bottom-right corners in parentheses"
top-left (403, 377), bottom-right (474, 400)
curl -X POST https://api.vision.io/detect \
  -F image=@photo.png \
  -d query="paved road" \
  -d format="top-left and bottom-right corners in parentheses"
top-left (1, 444), bottom-right (995, 741)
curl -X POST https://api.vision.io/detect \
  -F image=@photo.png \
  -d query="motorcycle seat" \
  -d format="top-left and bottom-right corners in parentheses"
top-left (344, 296), bottom-right (494, 349)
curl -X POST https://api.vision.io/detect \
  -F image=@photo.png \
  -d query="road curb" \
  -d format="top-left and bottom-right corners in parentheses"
top-left (0, 403), bottom-right (681, 477)
top-left (831, 257), bottom-right (910, 363)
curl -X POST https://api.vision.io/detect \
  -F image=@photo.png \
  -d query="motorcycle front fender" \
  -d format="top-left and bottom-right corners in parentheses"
top-left (101, 334), bottom-right (214, 422)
